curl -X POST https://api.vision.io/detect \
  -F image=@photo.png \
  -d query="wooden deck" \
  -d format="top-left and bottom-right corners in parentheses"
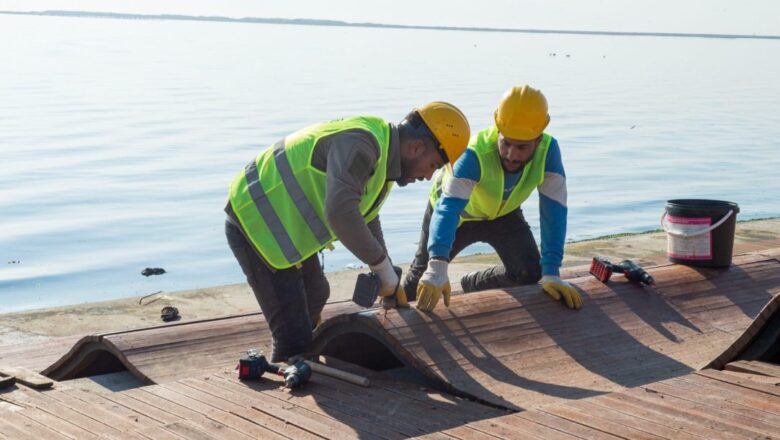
top-left (315, 251), bottom-right (780, 410)
top-left (2, 363), bottom-right (779, 439)
top-left (1, 247), bottom-right (779, 438)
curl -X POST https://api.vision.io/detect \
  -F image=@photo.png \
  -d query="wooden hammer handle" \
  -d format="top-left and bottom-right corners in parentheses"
top-left (303, 361), bottom-right (370, 387)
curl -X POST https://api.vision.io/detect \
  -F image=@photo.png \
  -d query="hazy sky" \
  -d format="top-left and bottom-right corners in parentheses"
top-left (1, 0), bottom-right (778, 35)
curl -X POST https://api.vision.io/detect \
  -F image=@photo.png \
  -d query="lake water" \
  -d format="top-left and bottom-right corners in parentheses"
top-left (1, 15), bottom-right (779, 312)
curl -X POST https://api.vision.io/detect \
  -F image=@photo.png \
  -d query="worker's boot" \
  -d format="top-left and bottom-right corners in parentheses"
top-left (459, 271), bottom-right (480, 293)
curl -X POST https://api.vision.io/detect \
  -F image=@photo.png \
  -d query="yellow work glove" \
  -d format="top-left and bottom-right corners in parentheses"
top-left (416, 259), bottom-right (451, 312)
top-left (369, 257), bottom-right (409, 308)
top-left (540, 275), bottom-right (582, 310)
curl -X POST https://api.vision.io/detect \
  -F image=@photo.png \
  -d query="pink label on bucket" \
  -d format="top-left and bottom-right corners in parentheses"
top-left (665, 214), bottom-right (710, 226)
top-left (666, 214), bottom-right (712, 260)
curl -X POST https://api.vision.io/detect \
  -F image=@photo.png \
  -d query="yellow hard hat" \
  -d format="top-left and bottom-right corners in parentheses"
top-left (494, 85), bottom-right (550, 140)
top-left (417, 101), bottom-right (470, 164)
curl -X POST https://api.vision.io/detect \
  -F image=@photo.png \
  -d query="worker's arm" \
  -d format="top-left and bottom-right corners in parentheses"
top-left (427, 148), bottom-right (480, 259)
top-left (537, 138), bottom-right (581, 309)
top-left (538, 138), bottom-right (567, 277)
top-left (366, 216), bottom-right (387, 255)
top-left (319, 130), bottom-right (403, 301)
top-left (319, 130), bottom-right (386, 266)
top-left (417, 149), bottom-right (480, 311)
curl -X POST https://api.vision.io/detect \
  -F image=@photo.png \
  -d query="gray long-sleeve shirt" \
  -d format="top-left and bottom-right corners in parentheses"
top-left (313, 124), bottom-right (400, 266)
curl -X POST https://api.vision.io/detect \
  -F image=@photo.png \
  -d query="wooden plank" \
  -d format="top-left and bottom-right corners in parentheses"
top-left (725, 360), bottom-right (780, 378)
top-left (100, 390), bottom-right (183, 425)
top-left (61, 388), bottom-right (162, 430)
top-left (144, 382), bottom-right (281, 440)
top-left (596, 390), bottom-right (750, 440)
top-left (646, 379), bottom-right (780, 425)
top-left (174, 377), bottom-right (323, 440)
top-left (161, 421), bottom-right (219, 440)
top-left (208, 374), bottom-right (367, 439)
top-left (674, 373), bottom-right (780, 414)
top-left (14, 407), bottom-right (98, 439)
top-left (695, 369), bottom-right (780, 397)
top-left (719, 368), bottom-right (780, 385)
top-left (0, 412), bottom-right (71, 440)
top-left (541, 400), bottom-right (669, 440)
top-left (513, 410), bottom-right (624, 440)
top-left (1, 387), bottom-right (122, 437)
top-left (134, 426), bottom-right (187, 440)
top-left (622, 385), bottom-right (780, 438)
top-left (561, 399), bottom-right (702, 440)
top-left (0, 335), bottom-right (82, 373)
top-left (0, 418), bottom-right (37, 440)
top-left (0, 366), bottom-right (53, 389)
top-left (43, 388), bottom-right (155, 433)
top-left (122, 387), bottom-right (253, 439)
top-left (252, 369), bottom-right (490, 439)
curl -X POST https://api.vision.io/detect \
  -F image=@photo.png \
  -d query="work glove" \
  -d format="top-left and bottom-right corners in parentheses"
top-left (369, 256), bottom-right (409, 308)
top-left (540, 275), bottom-right (582, 310)
top-left (416, 259), bottom-right (451, 312)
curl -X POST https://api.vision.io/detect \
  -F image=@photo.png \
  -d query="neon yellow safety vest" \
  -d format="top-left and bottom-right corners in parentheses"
top-left (229, 117), bottom-right (394, 269)
top-left (430, 125), bottom-right (551, 223)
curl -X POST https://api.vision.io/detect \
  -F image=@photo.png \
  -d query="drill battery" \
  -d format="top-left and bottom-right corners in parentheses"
top-left (238, 349), bottom-right (277, 380)
top-left (589, 257), bottom-right (655, 286)
top-left (352, 266), bottom-right (403, 308)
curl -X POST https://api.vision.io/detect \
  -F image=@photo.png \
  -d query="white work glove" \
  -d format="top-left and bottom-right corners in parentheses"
top-left (540, 275), bottom-right (582, 310)
top-left (416, 259), bottom-right (451, 312)
top-left (369, 255), bottom-right (401, 299)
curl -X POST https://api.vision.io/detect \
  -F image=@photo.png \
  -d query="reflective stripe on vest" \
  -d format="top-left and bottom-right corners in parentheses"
top-left (430, 126), bottom-right (552, 223)
top-left (272, 140), bottom-right (332, 246)
top-left (244, 148), bottom-right (302, 263)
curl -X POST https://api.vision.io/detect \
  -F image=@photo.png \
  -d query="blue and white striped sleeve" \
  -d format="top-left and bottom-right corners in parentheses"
top-left (538, 138), bottom-right (568, 276)
top-left (427, 149), bottom-right (481, 259)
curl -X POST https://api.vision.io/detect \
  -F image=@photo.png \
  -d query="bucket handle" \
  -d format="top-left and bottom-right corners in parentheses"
top-left (661, 210), bottom-right (734, 238)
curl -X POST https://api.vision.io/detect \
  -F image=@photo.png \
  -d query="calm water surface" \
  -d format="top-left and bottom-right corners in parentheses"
top-left (1, 15), bottom-right (779, 311)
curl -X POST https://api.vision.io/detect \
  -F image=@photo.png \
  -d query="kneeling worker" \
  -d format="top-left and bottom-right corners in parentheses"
top-left (403, 85), bottom-right (582, 311)
top-left (225, 103), bottom-right (470, 362)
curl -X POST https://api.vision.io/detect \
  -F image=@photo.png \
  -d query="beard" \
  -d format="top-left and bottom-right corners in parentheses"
top-left (501, 158), bottom-right (525, 173)
top-left (397, 155), bottom-right (417, 186)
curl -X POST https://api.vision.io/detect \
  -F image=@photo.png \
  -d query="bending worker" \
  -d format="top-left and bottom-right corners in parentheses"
top-left (225, 103), bottom-right (470, 362)
top-left (403, 85), bottom-right (582, 311)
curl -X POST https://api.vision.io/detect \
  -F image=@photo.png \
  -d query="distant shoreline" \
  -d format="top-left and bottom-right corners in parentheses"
top-left (3, 10), bottom-right (779, 41)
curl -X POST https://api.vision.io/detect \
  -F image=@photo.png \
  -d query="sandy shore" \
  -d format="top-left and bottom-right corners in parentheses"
top-left (2, 218), bottom-right (778, 346)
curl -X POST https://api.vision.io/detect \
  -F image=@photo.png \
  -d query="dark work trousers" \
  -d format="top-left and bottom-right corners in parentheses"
top-left (403, 202), bottom-right (542, 300)
top-left (225, 220), bottom-right (330, 363)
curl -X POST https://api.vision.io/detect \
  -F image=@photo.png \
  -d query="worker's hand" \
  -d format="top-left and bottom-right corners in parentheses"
top-left (540, 275), bottom-right (582, 310)
top-left (369, 256), bottom-right (401, 299)
top-left (392, 268), bottom-right (410, 308)
top-left (416, 259), bottom-right (451, 312)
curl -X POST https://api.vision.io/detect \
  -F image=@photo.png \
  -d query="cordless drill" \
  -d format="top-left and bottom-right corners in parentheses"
top-left (352, 266), bottom-right (403, 308)
top-left (237, 350), bottom-right (312, 389)
top-left (589, 257), bottom-right (655, 286)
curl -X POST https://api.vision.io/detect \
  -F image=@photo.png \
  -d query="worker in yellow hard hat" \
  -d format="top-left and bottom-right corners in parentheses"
top-left (403, 85), bottom-right (582, 311)
top-left (225, 102), bottom-right (470, 362)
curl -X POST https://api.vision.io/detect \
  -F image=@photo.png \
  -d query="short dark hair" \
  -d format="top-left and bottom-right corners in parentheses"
top-left (399, 110), bottom-right (449, 162)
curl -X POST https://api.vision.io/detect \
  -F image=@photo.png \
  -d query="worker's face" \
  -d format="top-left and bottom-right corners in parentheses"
top-left (497, 134), bottom-right (541, 173)
top-left (398, 138), bottom-right (446, 187)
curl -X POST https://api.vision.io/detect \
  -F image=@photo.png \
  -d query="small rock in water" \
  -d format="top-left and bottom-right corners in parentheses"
top-left (142, 267), bottom-right (166, 277)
